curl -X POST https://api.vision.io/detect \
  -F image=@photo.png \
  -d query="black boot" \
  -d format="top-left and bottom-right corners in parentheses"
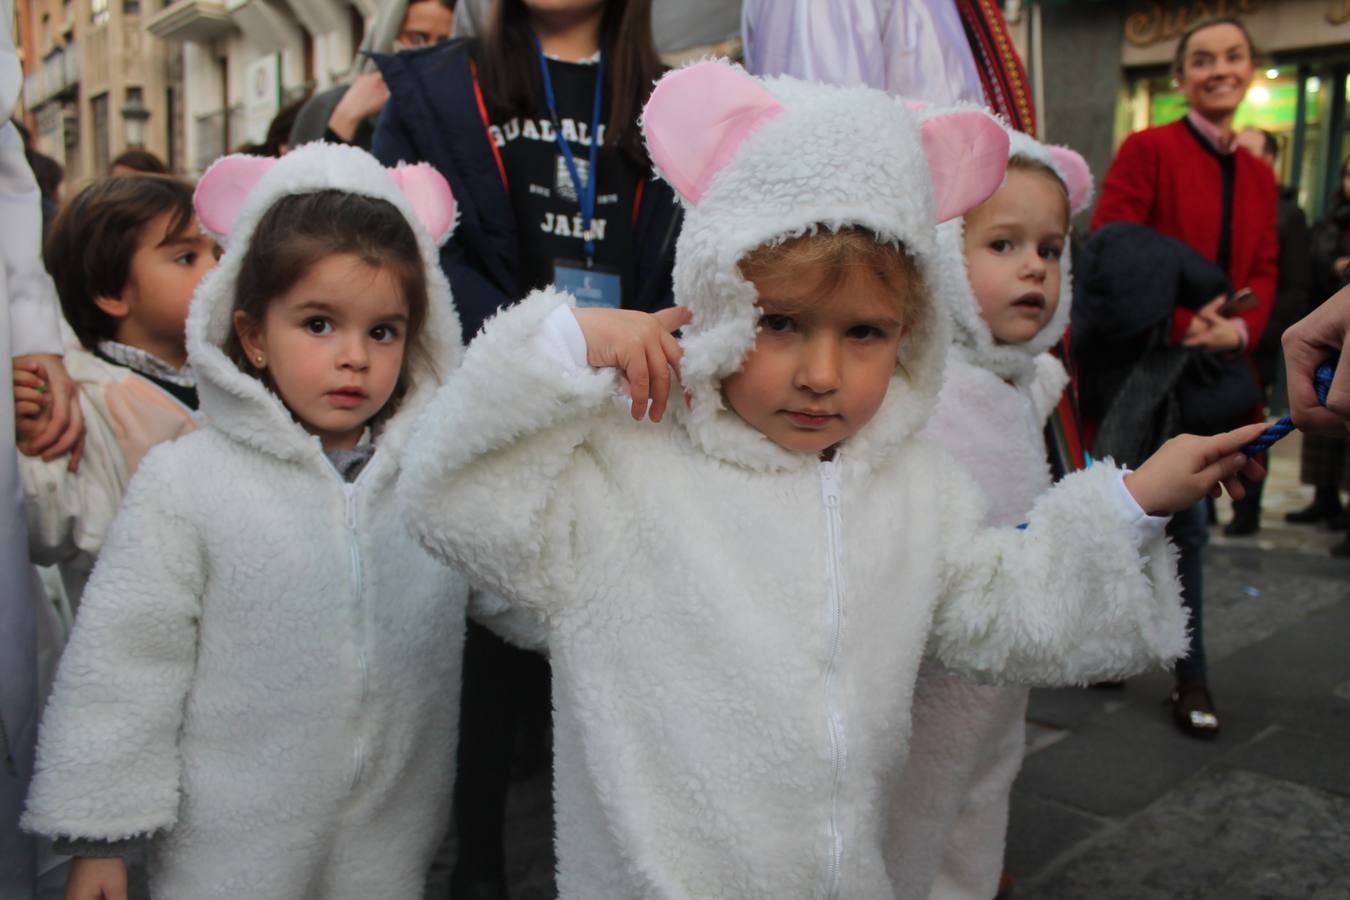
top-left (1285, 487), bottom-right (1343, 524)
top-left (1171, 678), bottom-right (1220, 739)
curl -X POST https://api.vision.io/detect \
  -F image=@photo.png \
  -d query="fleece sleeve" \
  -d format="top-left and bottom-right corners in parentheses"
top-left (21, 444), bottom-right (204, 842)
top-left (398, 287), bottom-right (620, 616)
top-left (929, 460), bottom-right (1188, 687)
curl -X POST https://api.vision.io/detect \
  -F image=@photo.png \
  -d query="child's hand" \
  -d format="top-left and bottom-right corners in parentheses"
top-left (13, 353), bottom-right (85, 471)
top-left (572, 306), bottom-right (692, 421)
top-left (14, 361), bottom-right (54, 445)
top-left (65, 856), bottom-right (128, 900)
top-left (1124, 423), bottom-right (1269, 516)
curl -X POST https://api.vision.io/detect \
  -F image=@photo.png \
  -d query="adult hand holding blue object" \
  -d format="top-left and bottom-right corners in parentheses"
top-left (1283, 284), bottom-right (1350, 435)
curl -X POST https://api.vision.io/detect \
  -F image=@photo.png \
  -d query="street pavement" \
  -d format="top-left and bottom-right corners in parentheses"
top-left (1009, 433), bottom-right (1350, 899)
top-left (484, 434), bottom-right (1349, 899)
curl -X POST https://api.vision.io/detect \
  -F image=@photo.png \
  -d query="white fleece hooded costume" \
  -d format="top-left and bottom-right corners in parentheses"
top-left (892, 131), bottom-right (1097, 900)
top-left (400, 62), bottom-right (1186, 900)
top-left (22, 143), bottom-right (469, 900)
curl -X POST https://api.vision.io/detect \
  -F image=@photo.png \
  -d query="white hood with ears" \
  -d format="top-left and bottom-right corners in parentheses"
top-left (639, 61), bottom-right (1010, 471)
top-left (185, 142), bottom-right (464, 465)
top-left (932, 124), bottom-right (1094, 384)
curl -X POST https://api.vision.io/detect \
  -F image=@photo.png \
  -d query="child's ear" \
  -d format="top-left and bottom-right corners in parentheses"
top-left (232, 309), bottom-right (266, 369)
top-left (92, 293), bottom-right (130, 321)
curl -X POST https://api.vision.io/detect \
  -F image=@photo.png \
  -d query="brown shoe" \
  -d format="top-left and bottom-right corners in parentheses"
top-left (1171, 681), bottom-right (1220, 739)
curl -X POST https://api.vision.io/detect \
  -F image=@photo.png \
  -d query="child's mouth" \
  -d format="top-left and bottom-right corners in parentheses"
top-left (1012, 293), bottom-right (1046, 311)
top-left (784, 410), bottom-right (838, 428)
top-left (328, 388), bottom-right (368, 408)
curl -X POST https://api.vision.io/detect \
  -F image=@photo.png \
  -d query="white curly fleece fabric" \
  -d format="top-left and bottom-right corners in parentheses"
top-left (893, 125), bottom-right (1095, 900)
top-left (400, 64), bottom-right (1186, 899)
top-left (23, 143), bottom-right (470, 900)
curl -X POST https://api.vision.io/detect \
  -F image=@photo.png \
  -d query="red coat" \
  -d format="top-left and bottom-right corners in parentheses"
top-left (1091, 118), bottom-right (1279, 350)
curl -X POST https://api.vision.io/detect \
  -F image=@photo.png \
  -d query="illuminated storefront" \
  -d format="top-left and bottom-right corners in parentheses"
top-left (1115, 0), bottom-right (1350, 219)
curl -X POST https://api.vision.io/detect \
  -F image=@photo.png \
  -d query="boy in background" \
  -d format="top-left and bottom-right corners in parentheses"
top-left (14, 174), bottom-right (216, 613)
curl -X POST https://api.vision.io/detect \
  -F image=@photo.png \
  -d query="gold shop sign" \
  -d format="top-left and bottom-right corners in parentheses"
top-left (1128, 0), bottom-right (1350, 44)
top-left (1125, 0), bottom-right (1263, 48)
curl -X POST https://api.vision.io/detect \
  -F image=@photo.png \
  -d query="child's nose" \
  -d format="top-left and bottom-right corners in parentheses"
top-left (1022, 251), bottom-right (1047, 280)
top-left (337, 335), bottom-right (370, 370)
top-left (796, 337), bottom-right (841, 393)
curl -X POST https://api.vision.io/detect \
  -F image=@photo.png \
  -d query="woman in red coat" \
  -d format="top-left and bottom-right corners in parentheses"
top-left (1091, 16), bottom-right (1278, 739)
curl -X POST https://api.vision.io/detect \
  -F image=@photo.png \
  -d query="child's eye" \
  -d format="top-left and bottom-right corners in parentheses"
top-left (174, 252), bottom-right (197, 266)
top-left (846, 324), bottom-right (884, 340)
top-left (759, 313), bottom-right (795, 333)
top-left (303, 317), bottom-right (333, 335)
top-left (989, 239), bottom-right (1013, 253)
top-left (370, 324), bottom-right (400, 343)
top-left (1039, 245), bottom-right (1064, 261)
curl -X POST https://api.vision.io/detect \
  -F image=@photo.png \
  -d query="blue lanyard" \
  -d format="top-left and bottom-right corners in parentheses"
top-left (532, 35), bottom-right (604, 262)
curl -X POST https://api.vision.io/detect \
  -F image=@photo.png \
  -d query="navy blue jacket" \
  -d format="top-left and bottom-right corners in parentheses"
top-left (372, 40), bottom-right (680, 342)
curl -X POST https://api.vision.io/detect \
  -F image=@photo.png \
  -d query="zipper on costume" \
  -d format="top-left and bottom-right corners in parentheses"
top-left (818, 458), bottom-right (847, 900)
top-left (342, 480), bottom-right (369, 788)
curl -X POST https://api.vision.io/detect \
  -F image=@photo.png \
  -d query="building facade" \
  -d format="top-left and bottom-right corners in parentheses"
top-left (12, 0), bottom-right (376, 183)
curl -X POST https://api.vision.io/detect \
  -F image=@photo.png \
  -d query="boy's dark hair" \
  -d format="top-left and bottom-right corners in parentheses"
top-left (227, 190), bottom-right (433, 417)
top-left (44, 174), bottom-right (196, 350)
top-left (110, 148), bottom-right (169, 174)
top-left (477, 0), bottom-right (663, 167)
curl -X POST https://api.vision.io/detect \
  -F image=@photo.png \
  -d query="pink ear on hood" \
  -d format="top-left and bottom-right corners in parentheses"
top-left (390, 164), bottom-right (457, 244)
top-left (1047, 145), bottom-right (1093, 213)
top-left (918, 111), bottom-right (1010, 222)
top-left (642, 62), bottom-right (784, 205)
top-left (194, 154), bottom-right (277, 238)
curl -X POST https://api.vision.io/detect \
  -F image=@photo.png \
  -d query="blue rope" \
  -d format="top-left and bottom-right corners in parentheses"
top-left (1240, 361), bottom-right (1337, 457)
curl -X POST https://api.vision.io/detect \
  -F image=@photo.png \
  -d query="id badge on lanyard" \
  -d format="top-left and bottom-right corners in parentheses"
top-left (534, 36), bottom-right (621, 306)
top-left (553, 258), bottom-right (623, 308)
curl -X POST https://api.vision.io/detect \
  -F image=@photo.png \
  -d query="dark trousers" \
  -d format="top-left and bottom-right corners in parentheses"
top-left (1169, 500), bottom-right (1209, 682)
top-left (451, 620), bottom-right (551, 887)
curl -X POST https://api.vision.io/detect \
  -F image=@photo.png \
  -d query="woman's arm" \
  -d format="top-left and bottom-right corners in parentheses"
top-left (22, 445), bottom-right (204, 843)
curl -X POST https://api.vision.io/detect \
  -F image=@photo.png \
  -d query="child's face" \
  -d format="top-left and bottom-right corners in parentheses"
top-left (235, 254), bottom-right (409, 452)
top-left (723, 264), bottom-right (907, 455)
top-left (98, 211), bottom-right (217, 367)
top-left (962, 168), bottom-right (1068, 346)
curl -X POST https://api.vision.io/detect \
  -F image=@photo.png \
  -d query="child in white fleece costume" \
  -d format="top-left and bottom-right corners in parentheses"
top-left (892, 129), bottom-right (1097, 900)
top-left (400, 62), bottom-right (1266, 899)
top-left (23, 144), bottom-right (471, 900)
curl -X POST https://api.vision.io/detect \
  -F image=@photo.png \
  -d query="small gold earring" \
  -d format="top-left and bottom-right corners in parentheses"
top-left (255, 355), bottom-right (264, 365)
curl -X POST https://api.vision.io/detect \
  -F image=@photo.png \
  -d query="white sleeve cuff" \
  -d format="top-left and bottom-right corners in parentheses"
top-left (1113, 468), bottom-right (1172, 545)
top-left (534, 304), bottom-right (590, 372)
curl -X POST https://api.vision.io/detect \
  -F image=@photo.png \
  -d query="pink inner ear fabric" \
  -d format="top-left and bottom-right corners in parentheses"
top-left (1047, 146), bottom-right (1093, 212)
top-left (644, 63), bottom-right (783, 205)
top-left (194, 155), bottom-right (277, 237)
top-left (391, 165), bottom-right (456, 241)
top-left (920, 112), bottom-right (1010, 222)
